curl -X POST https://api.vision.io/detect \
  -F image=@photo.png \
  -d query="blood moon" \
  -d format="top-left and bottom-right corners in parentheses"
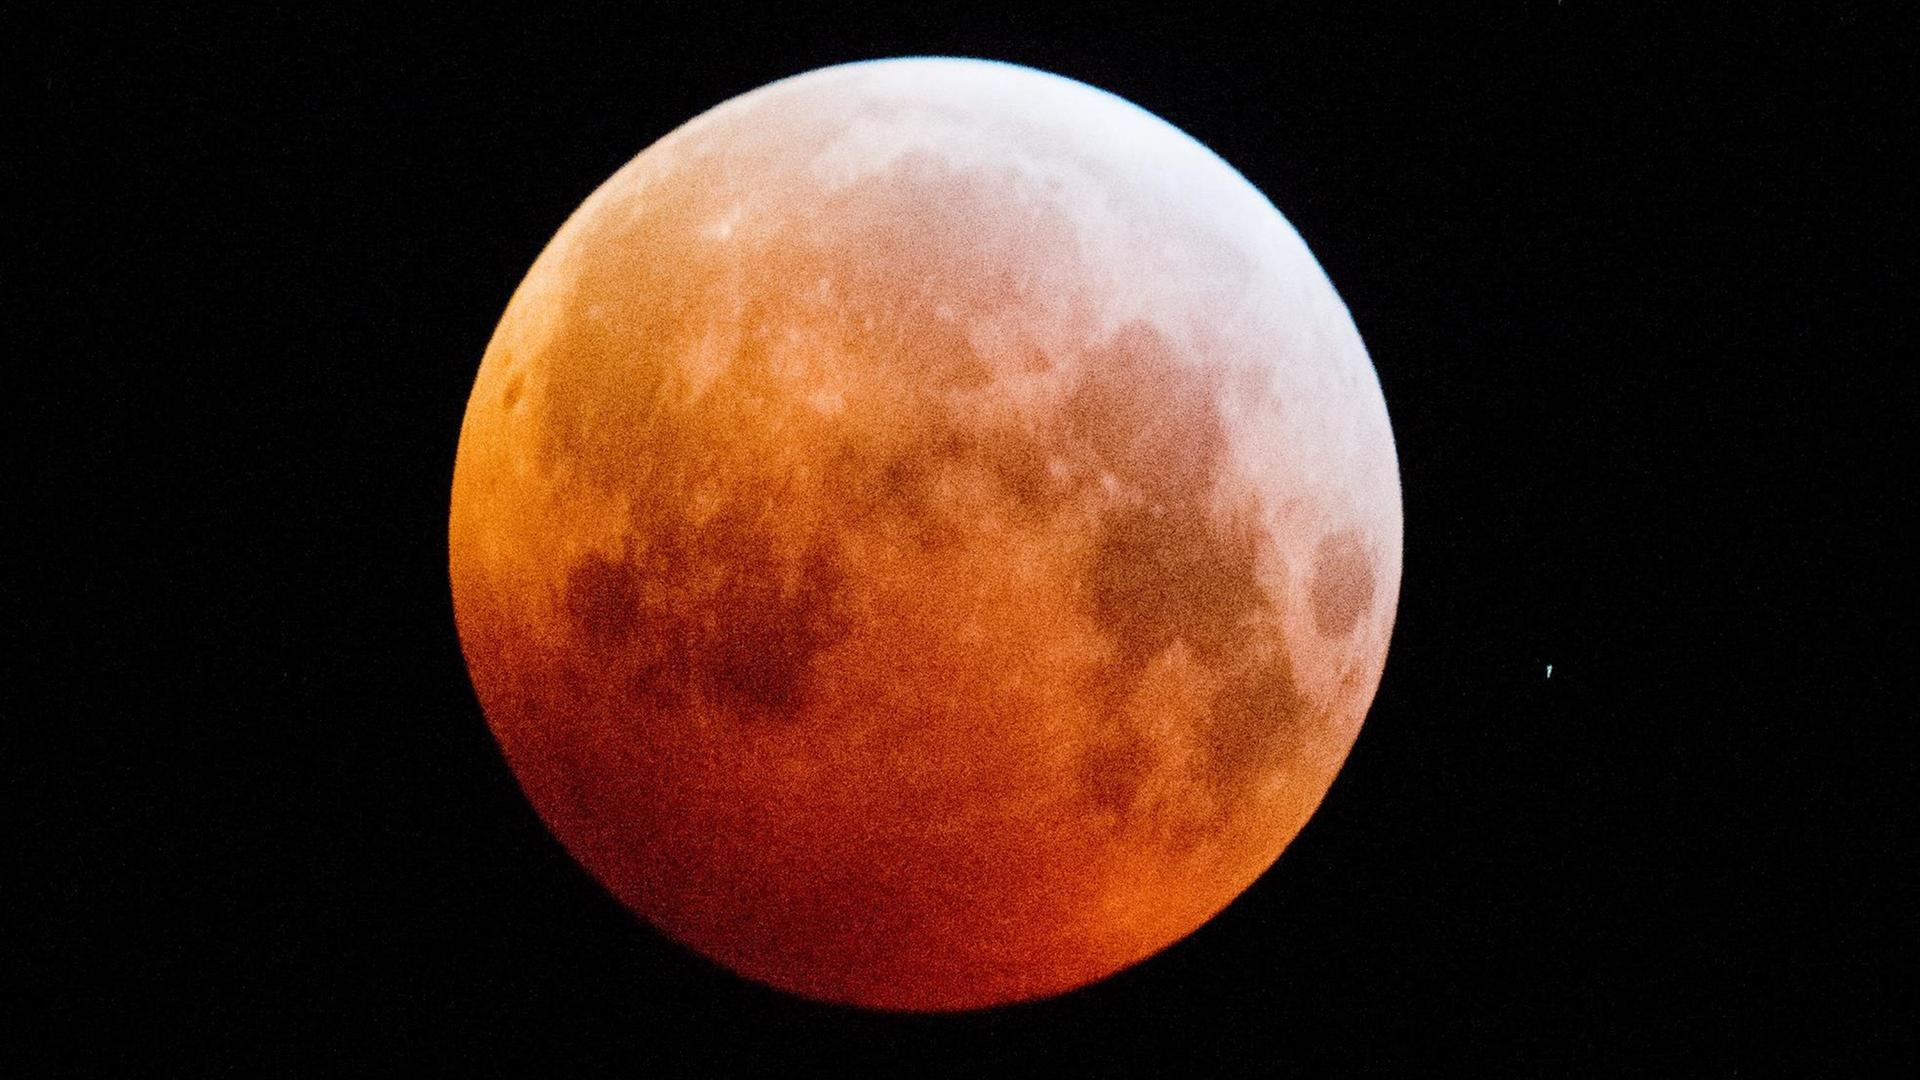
top-left (449, 58), bottom-right (1401, 1012)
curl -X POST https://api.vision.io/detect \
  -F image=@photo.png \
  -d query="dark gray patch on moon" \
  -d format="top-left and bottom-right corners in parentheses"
top-left (565, 550), bottom-right (643, 647)
top-left (561, 501), bottom-right (851, 724)
top-left (1078, 726), bottom-right (1158, 818)
top-left (1309, 528), bottom-right (1374, 637)
top-left (1203, 656), bottom-right (1307, 794)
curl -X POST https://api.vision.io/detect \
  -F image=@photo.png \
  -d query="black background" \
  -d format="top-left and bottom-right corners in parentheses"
top-left (22, 5), bottom-right (1907, 1073)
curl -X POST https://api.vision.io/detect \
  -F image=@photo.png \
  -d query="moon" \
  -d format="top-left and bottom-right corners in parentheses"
top-left (449, 58), bottom-right (1401, 1011)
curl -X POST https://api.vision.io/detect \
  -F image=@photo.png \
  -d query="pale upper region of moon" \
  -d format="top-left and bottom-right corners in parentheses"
top-left (450, 58), bottom-right (1401, 1010)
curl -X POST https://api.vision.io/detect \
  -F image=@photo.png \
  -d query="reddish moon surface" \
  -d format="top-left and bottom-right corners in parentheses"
top-left (450, 58), bottom-right (1401, 1011)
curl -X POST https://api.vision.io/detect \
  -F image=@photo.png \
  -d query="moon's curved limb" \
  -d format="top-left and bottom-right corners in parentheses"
top-left (450, 57), bottom-right (1400, 1011)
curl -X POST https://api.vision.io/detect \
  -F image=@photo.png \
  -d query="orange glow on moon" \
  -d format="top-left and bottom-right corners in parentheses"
top-left (449, 58), bottom-right (1401, 1011)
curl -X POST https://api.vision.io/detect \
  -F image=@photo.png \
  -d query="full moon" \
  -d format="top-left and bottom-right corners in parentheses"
top-left (449, 58), bottom-right (1401, 1011)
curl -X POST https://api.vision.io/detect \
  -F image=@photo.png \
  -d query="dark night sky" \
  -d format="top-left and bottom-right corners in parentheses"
top-left (20, 5), bottom-right (1906, 1073)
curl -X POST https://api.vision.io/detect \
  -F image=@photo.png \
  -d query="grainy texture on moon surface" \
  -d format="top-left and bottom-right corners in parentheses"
top-left (449, 57), bottom-right (1402, 1011)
